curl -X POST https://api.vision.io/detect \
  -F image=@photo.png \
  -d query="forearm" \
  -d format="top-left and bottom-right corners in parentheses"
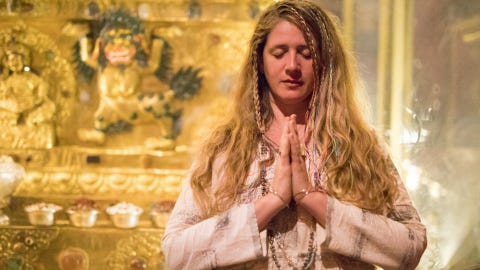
top-left (324, 197), bottom-right (427, 269)
top-left (295, 190), bottom-right (328, 227)
top-left (255, 192), bottom-right (288, 231)
top-left (162, 204), bottom-right (264, 270)
top-left (79, 36), bottom-right (99, 68)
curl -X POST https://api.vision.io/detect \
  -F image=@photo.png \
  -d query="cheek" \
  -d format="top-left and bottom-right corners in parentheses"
top-left (263, 65), bottom-right (281, 87)
top-left (303, 63), bottom-right (314, 80)
top-left (263, 59), bottom-right (283, 77)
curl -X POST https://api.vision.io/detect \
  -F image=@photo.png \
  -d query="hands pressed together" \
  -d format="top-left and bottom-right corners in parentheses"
top-left (255, 114), bottom-right (328, 230)
top-left (270, 114), bottom-right (315, 207)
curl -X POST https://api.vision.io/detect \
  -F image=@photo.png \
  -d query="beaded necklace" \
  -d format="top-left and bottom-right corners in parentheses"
top-left (268, 228), bottom-right (316, 269)
top-left (259, 141), bottom-right (317, 269)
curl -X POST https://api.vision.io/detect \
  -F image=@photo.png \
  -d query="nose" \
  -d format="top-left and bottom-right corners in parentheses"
top-left (285, 52), bottom-right (301, 79)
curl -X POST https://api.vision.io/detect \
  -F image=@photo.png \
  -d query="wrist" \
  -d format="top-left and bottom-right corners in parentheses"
top-left (268, 187), bottom-right (289, 208)
top-left (294, 187), bottom-right (325, 203)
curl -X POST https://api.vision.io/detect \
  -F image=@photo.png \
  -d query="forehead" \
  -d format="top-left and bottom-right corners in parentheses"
top-left (265, 19), bottom-right (307, 46)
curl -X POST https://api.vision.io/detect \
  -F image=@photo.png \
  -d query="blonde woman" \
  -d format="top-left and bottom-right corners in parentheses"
top-left (162, 1), bottom-right (427, 269)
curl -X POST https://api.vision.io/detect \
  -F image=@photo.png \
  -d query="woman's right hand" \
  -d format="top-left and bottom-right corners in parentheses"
top-left (270, 116), bottom-right (293, 205)
top-left (255, 117), bottom-right (292, 230)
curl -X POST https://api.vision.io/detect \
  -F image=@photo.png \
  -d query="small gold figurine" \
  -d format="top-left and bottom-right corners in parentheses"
top-left (0, 40), bottom-right (56, 148)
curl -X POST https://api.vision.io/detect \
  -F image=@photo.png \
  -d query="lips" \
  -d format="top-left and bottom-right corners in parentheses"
top-left (282, 80), bottom-right (304, 87)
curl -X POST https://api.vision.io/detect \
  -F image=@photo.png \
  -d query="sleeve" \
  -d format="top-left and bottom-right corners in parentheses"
top-left (323, 164), bottom-right (427, 270)
top-left (161, 167), bottom-right (265, 270)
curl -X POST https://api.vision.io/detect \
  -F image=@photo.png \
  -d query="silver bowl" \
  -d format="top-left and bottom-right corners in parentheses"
top-left (150, 212), bottom-right (171, 228)
top-left (106, 202), bottom-right (143, 229)
top-left (109, 212), bottom-right (141, 229)
top-left (25, 203), bottom-right (62, 226)
top-left (26, 210), bottom-right (56, 226)
top-left (67, 208), bottom-right (98, 228)
top-left (149, 200), bottom-right (175, 228)
top-left (0, 155), bottom-right (25, 225)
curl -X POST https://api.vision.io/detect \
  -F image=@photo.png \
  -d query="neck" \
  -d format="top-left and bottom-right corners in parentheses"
top-left (269, 95), bottom-right (310, 125)
top-left (265, 99), bottom-right (310, 147)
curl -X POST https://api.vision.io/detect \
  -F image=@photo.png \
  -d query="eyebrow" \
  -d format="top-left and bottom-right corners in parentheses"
top-left (267, 44), bottom-right (310, 52)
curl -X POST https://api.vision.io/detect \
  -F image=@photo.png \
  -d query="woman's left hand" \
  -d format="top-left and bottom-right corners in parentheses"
top-left (288, 115), bottom-right (328, 226)
top-left (288, 115), bottom-right (314, 198)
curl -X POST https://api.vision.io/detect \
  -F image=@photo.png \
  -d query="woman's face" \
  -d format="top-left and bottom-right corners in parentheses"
top-left (262, 19), bottom-right (314, 107)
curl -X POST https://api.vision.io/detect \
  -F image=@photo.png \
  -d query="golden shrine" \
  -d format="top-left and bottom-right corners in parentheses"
top-left (0, 0), bottom-right (270, 269)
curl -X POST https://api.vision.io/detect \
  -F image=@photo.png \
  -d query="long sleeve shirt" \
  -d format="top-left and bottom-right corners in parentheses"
top-left (162, 144), bottom-right (427, 269)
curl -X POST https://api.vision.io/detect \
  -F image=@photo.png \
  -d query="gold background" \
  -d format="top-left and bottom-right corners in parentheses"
top-left (0, 1), bottom-right (268, 269)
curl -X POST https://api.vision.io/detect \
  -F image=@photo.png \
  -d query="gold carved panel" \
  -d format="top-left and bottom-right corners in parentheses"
top-left (0, 1), bottom-right (262, 268)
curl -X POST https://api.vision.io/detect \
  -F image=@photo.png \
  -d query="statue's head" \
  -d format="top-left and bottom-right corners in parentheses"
top-left (97, 8), bottom-right (147, 69)
top-left (2, 41), bottom-right (31, 73)
top-left (100, 25), bottom-right (137, 66)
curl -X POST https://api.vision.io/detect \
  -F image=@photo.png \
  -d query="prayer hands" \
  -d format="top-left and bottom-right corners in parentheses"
top-left (271, 114), bottom-right (313, 206)
top-left (271, 116), bottom-right (293, 205)
top-left (287, 115), bottom-right (314, 201)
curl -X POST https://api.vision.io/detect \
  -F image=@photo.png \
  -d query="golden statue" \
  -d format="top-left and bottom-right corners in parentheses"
top-left (0, 22), bottom-right (76, 149)
top-left (0, 40), bottom-right (56, 148)
top-left (75, 9), bottom-right (202, 149)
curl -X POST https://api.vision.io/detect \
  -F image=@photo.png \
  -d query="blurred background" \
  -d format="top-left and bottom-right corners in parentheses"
top-left (0, 0), bottom-right (478, 269)
top-left (324, 1), bottom-right (480, 269)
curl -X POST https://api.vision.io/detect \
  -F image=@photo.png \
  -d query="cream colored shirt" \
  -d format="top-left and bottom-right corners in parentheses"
top-left (162, 144), bottom-right (427, 269)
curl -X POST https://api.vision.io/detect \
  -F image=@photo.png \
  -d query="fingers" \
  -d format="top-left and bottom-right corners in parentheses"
top-left (288, 115), bottom-right (304, 163)
top-left (279, 116), bottom-right (291, 164)
top-left (287, 115), bottom-right (312, 196)
top-left (271, 117), bottom-right (293, 204)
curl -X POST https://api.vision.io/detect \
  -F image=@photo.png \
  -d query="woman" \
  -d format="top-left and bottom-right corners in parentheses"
top-left (162, 1), bottom-right (427, 269)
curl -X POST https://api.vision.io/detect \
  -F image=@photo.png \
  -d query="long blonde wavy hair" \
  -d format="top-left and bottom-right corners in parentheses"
top-left (190, 0), bottom-right (398, 218)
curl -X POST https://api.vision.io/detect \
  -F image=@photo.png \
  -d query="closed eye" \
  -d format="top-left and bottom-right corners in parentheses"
top-left (268, 45), bottom-right (311, 59)
top-left (270, 47), bottom-right (287, 58)
top-left (298, 47), bottom-right (312, 59)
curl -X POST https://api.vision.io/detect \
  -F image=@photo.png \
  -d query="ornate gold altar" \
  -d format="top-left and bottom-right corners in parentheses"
top-left (0, 1), bottom-right (270, 269)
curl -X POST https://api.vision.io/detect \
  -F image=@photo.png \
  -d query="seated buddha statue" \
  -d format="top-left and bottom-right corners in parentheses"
top-left (0, 41), bottom-right (56, 148)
